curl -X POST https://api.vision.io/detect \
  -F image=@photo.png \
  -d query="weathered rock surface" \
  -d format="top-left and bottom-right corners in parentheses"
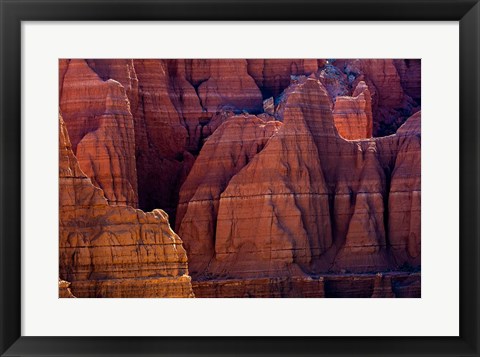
top-left (59, 59), bottom-right (421, 298)
top-left (176, 115), bottom-right (282, 275)
top-left (193, 276), bottom-right (325, 298)
top-left (196, 59), bottom-right (263, 114)
top-left (394, 59), bottom-right (421, 104)
top-left (211, 78), bottom-right (336, 278)
top-left (127, 59), bottom-right (199, 217)
top-left (177, 77), bottom-right (420, 279)
top-left (60, 59), bottom-right (268, 218)
top-left (333, 81), bottom-right (373, 140)
top-left (323, 272), bottom-right (420, 298)
top-left (59, 114), bottom-right (194, 298)
top-left (370, 273), bottom-right (396, 298)
top-left (391, 273), bottom-right (421, 297)
top-left (192, 272), bottom-right (419, 298)
top-left (388, 111), bottom-right (421, 266)
top-left (333, 59), bottom-right (420, 136)
top-left (59, 279), bottom-right (76, 298)
top-left (60, 58), bottom-right (420, 216)
top-left (60, 59), bottom-right (138, 207)
top-left (247, 59), bottom-right (320, 98)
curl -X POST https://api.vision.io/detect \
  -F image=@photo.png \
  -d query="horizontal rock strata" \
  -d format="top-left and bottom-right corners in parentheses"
top-left (178, 77), bottom-right (420, 281)
top-left (192, 272), bottom-right (420, 298)
top-left (59, 59), bottom-right (421, 298)
top-left (192, 276), bottom-right (325, 298)
top-left (333, 59), bottom-right (420, 136)
top-left (60, 59), bottom-right (138, 207)
top-left (176, 114), bottom-right (283, 275)
top-left (333, 81), bottom-right (373, 140)
top-left (322, 272), bottom-right (421, 298)
top-left (59, 279), bottom-right (76, 298)
top-left (59, 114), bottom-right (194, 298)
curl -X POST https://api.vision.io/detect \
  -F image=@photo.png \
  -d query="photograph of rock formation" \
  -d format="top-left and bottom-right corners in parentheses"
top-left (59, 59), bottom-right (421, 298)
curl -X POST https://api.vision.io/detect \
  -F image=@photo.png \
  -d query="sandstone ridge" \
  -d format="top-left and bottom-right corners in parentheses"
top-left (177, 76), bottom-right (421, 282)
top-left (59, 59), bottom-right (421, 298)
top-left (59, 114), bottom-right (194, 298)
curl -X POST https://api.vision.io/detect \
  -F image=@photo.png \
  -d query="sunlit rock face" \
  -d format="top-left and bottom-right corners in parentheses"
top-left (59, 59), bottom-right (420, 298)
top-left (58, 279), bottom-right (76, 298)
top-left (59, 114), bottom-right (194, 298)
top-left (176, 114), bottom-right (283, 275)
top-left (178, 78), bottom-right (420, 280)
top-left (60, 59), bottom-right (139, 208)
top-left (333, 81), bottom-right (373, 140)
top-left (333, 59), bottom-right (420, 136)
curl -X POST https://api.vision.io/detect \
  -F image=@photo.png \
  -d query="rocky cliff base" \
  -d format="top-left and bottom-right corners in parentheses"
top-left (192, 272), bottom-right (420, 298)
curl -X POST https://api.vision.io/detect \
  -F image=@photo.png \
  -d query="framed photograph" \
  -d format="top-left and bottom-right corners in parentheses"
top-left (1, 0), bottom-right (479, 356)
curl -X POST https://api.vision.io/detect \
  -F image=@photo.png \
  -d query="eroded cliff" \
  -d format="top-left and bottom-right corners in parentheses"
top-left (178, 77), bottom-right (420, 281)
top-left (59, 114), bottom-right (194, 298)
top-left (59, 59), bottom-right (421, 298)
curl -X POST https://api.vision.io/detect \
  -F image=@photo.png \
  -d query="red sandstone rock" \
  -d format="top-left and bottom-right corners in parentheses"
top-left (59, 114), bottom-right (194, 298)
top-left (191, 272), bottom-right (418, 298)
top-left (185, 59), bottom-right (211, 87)
top-left (334, 59), bottom-right (419, 135)
top-left (211, 78), bottom-right (335, 278)
top-left (332, 140), bottom-right (390, 272)
top-left (192, 276), bottom-right (325, 298)
top-left (388, 111), bottom-right (421, 265)
top-left (371, 273), bottom-right (396, 298)
top-left (117, 59), bottom-right (263, 216)
top-left (197, 59), bottom-right (263, 114)
top-left (355, 59), bottom-right (404, 107)
top-left (322, 273), bottom-right (416, 298)
top-left (176, 115), bottom-right (282, 275)
top-left (60, 59), bottom-right (138, 207)
top-left (59, 59), bottom-right (70, 99)
top-left (394, 59), bottom-right (421, 104)
top-left (396, 110), bottom-right (421, 135)
top-left (59, 59), bottom-right (421, 298)
top-left (59, 279), bottom-right (76, 298)
top-left (132, 59), bottom-right (193, 157)
top-left (86, 59), bottom-right (140, 114)
top-left (335, 59), bottom-right (403, 108)
top-left (333, 81), bottom-right (373, 140)
top-left (177, 77), bottom-right (421, 278)
top-left (247, 59), bottom-right (320, 98)
top-left (130, 59), bottom-right (201, 215)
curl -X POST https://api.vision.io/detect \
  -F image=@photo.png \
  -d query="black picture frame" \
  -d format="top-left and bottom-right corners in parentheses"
top-left (1, 0), bottom-right (479, 356)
